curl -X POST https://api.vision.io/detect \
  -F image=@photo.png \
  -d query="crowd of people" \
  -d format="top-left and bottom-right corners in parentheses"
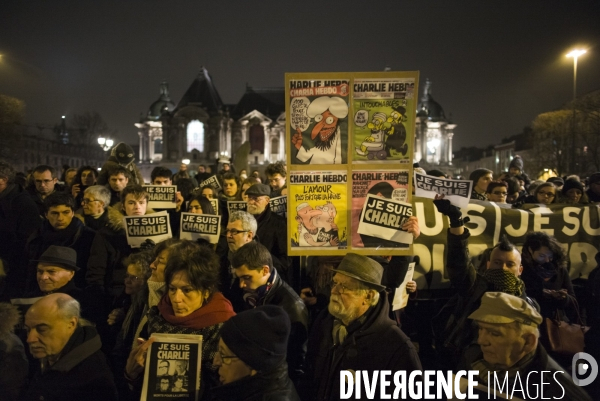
top-left (0, 146), bottom-right (598, 400)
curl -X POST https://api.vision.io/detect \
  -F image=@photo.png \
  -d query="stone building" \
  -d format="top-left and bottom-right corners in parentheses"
top-left (135, 67), bottom-right (286, 177)
top-left (414, 79), bottom-right (456, 169)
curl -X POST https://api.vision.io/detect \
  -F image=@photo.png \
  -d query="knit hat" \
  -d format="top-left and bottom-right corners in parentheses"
top-left (112, 142), bottom-right (135, 165)
top-left (332, 253), bottom-right (386, 291)
top-left (468, 292), bottom-right (542, 326)
top-left (244, 183), bottom-right (271, 197)
top-left (562, 178), bottom-right (584, 194)
top-left (33, 245), bottom-right (80, 271)
top-left (220, 305), bottom-right (290, 372)
top-left (509, 156), bottom-right (524, 172)
top-left (426, 169), bottom-right (446, 178)
top-left (588, 173), bottom-right (600, 185)
top-left (547, 177), bottom-right (564, 187)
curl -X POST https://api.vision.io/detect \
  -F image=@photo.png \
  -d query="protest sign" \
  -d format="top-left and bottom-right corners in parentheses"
top-left (411, 197), bottom-right (600, 291)
top-left (141, 333), bottom-right (202, 401)
top-left (198, 175), bottom-right (221, 190)
top-left (357, 194), bottom-right (413, 246)
top-left (144, 185), bottom-right (177, 209)
top-left (179, 213), bottom-right (221, 244)
top-left (414, 172), bottom-right (472, 209)
top-left (227, 201), bottom-right (247, 214)
top-left (351, 170), bottom-right (410, 249)
top-left (352, 77), bottom-right (415, 164)
top-left (209, 198), bottom-right (219, 215)
top-left (393, 262), bottom-right (415, 311)
top-left (124, 211), bottom-right (172, 248)
top-left (270, 195), bottom-right (287, 218)
top-left (288, 171), bottom-right (347, 252)
top-left (288, 77), bottom-right (350, 165)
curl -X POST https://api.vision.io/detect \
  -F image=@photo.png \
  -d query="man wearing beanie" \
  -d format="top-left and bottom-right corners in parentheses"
top-left (586, 172), bottom-right (600, 202)
top-left (304, 253), bottom-right (421, 401)
top-left (465, 292), bottom-right (591, 400)
top-left (210, 305), bottom-right (300, 401)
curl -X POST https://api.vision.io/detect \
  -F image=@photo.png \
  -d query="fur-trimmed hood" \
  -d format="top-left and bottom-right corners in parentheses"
top-left (107, 204), bottom-right (156, 232)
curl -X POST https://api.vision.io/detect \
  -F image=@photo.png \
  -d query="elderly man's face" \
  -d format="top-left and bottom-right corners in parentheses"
top-left (328, 273), bottom-right (370, 325)
top-left (226, 220), bottom-right (253, 252)
top-left (37, 263), bottom-right (75, 293)
top-left (477, 321), bottom-right (528, 368)
top-left (246, 195), bottom-right (269, 215)
top-left (25, 301), bottom-right (77, 360)
top-left (213, 338), bottom-right (254, 385)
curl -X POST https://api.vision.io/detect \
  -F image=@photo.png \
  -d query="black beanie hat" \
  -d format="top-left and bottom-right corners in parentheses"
top-left (112, 142), bottom-right (135, 165)
top-left (589, 173), bottom-right (600, 185)
top-left (220, 305), bottom-right (290, 372)
top-left (509, 156), bottom-right (524, 172)
top-left (562, 178), bottom-right (584, 194)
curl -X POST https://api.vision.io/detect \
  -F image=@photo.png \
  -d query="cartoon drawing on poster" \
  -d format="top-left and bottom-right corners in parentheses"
top-left (351, 170), bottom-right (411, 249)
top-left (353, 78), bottom-right (414, 163)
top-left (289, 172), bottom-right (347, 249)
top-left (289, 79), bottom-right (349, 165)
top-left (357, 194), bottom-right (413, 245)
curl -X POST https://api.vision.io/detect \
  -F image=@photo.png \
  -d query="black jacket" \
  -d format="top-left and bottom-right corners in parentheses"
top-left (22, 326), bottom-right (118, 401)
top-left (0, 184), bottom-right (41, 298)
top-left (306, 294), bottom-right (421, 401)
top-left (254, 205), bottom-right (291, 280)
top-left (209, 363), bottom-right (300, 401)
top-left (25, 217), bottom-right (96, 292)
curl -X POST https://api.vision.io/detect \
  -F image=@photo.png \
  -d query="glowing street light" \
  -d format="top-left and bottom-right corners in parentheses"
top-left (98, 137), bottom-right (114, 151)
top-left (566, 49), bottom-right (587, 101)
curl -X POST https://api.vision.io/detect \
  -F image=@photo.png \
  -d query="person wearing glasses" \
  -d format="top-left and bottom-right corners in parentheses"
top-left (485, 180), bottom-right (509, 204)
top-left (211, 305), bottom-right (300, 401)
top-left (265, 161), bottom-right (287, 197)
top-left (27, 164), bottom-right (65, 217)
top-left (304, 253), bottom-right (421, 400)
top-left (76, 185), bottom-right (118, 232)
top-left (513, 182), bottom-right (558, 208)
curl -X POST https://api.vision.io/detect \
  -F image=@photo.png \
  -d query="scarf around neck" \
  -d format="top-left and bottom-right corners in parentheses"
top-left (483, 268), bottom-right (525, 296)
top-left (157, 291), bottom-right (235, 329)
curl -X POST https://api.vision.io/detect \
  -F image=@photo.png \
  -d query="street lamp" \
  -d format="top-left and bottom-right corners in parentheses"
top-left (566, 49), bottom-right (587, 174)
top-left (566, 49), bottom-right (587, 101)
top-left (97, 137), bottom-right (114, 151)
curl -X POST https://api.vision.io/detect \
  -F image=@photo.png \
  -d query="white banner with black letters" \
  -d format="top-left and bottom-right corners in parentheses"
top-left (414, 172), bottom-right (472, 209)
top-left (124, 211), bottom-right (172, 247)
top-left (357, 194), bottom-right (413, 245)
top-left (179, 213), bottom-right (221, 244)
top-left (143, 185), bottom-right (177, 209)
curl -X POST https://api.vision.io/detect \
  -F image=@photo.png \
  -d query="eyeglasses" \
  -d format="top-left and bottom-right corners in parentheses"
top-left (331, 280), bottom-right (357, 294)
top-left (538, 191), bottom-right (556, 198)
top-left (82, 199), bottom-right (100, 204)
top-left (35, 179), bottom-right (54, 185)
top-left (225, 229), bottom-right (249, 236)
top-left (491, 191), bottom-right (507, 196)
top-left (216, 350), bottom-right (240, 365)
top-left (124, 273), bottom-right (143, 282)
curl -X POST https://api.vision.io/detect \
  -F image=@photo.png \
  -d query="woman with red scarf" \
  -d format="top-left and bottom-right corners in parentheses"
top-left (125, 243), bottom-right (235, 399)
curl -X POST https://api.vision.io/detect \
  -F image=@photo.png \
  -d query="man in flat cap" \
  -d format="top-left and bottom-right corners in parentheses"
top-left (466, 292), bottom-right (591, 401)
top-left (244, 183), bottom-right (290, 285)
top-left (304, 253), bottom-right (421, 401)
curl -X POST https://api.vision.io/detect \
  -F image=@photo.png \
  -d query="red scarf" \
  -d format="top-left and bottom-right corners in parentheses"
top-left (157, 291), bottom-right (235, 329)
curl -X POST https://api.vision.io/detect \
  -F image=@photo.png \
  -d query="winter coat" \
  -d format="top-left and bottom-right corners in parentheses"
top-left (25, 184), bottom-right (66, 217)
top-left (462, 345), bottom-right (592, 401)
top-left (254, 205), bottom-right (291, 281)
top-left (0, 333), bottom-right (28, 401)
top-left (208, 363), bottom-right (300, 401)
top-left (25, 217), bottom-right (96, 292)
top-left (305, 294), bottom-right (421, 401)
top-left (21, 326), bottom-right (118, 401)
top-left (96, 157), bottom-right (144, 186)
top-left (521, 265), bottom-right (577, 321)
top-left (0, 184), bottom-right (42, 298)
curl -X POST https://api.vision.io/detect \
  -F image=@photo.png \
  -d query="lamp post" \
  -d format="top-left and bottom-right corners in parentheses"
top-left (97, 137), bottom-right (114, 151)
top-left (566, 49), bottom-right (587, 174)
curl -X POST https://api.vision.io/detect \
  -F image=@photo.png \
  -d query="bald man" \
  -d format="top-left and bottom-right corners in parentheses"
top-left (23, 294), bottom-right (117, 401)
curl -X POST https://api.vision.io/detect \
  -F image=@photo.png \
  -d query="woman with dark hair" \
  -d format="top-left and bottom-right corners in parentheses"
top-left (520, 231), bottom-right (576, 321)
top-left (71, 165), bottom-right (99, 206)
top-left (125, 242), bottom-right (235, 398)
top-left (188, 193), bottom-right (215, 215)
top-left (469, 168), bottom-right (493, 200)
top-left (200, 185), bottom-right (219, 200)
top-left (514, 182), bottom-right (558, 208)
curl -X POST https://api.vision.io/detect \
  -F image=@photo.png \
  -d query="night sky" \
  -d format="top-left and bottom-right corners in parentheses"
top-left (1, 0), bottom-right (599, 151)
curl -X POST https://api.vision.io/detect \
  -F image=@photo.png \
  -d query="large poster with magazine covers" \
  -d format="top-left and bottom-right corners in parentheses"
top-left (352, 77), bottom-right (415, 164)
top-left (288, 171), bottom-right (348, 251)
top-left (288, 77), bottom-right (350, 165)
